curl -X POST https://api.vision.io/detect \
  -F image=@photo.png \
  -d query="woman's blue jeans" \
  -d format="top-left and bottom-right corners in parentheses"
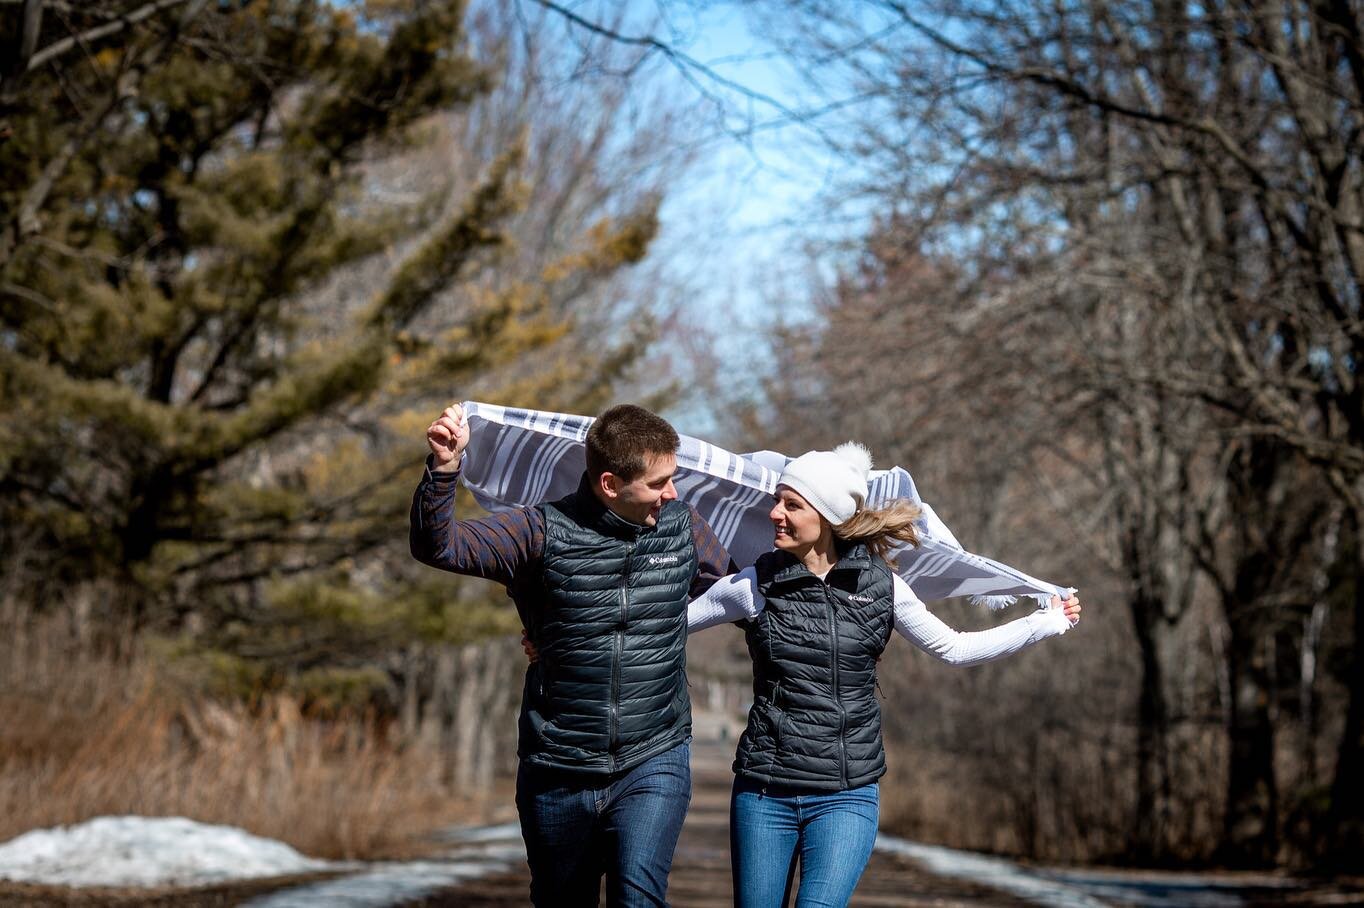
top-left (515, 742), bottom-right (691, 907)
top-left (730, 776), bottom-right (879, 908)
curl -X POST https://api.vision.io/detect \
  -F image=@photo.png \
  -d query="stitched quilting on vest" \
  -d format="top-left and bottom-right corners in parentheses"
top-left (734, 545), bottom-right (894, 792)
top-left (518, 479), bottom-right (698, 776)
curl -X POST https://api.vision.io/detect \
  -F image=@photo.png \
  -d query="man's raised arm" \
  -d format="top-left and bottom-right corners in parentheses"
top-left (409, 403), bottom-right (543, 586)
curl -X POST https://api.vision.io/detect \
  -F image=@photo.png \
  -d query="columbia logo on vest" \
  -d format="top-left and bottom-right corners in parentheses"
top-left (647, 555), bottom-right (680, 565)
top-left (847, 594), bottom-right (874, 603)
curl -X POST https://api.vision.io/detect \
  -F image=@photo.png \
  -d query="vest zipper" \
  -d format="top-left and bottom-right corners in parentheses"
top-left (609, 541), bottom-right (634, 769)
top-left (828, 588), bottom-right (848, 790)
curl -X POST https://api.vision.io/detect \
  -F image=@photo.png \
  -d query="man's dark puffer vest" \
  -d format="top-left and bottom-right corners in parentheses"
top-left (519, 475), bottom-right (697, 775)
top-left (733, 543), bottom-right (895, 791)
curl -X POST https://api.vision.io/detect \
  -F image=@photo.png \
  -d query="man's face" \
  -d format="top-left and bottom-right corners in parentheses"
top-left (600, 452), bottom-right (678, 527)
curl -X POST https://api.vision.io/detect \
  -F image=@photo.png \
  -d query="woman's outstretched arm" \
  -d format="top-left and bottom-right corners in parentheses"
top-left (894, 575), bottom-right (1076, 665)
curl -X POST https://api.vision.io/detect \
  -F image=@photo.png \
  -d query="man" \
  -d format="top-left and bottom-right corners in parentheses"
top-left (410, 402), bottom-right (735, 907)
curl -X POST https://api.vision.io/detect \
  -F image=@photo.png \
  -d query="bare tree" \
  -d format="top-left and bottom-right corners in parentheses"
top-left (746, 0), bottom-right (1360, 864)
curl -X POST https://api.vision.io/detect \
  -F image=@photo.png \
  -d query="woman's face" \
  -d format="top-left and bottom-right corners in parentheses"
top-left (770, 486), bottom-right (828, 552)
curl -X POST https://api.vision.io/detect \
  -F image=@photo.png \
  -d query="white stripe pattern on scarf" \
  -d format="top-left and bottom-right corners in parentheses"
top-left (458, 402), bottom-right (1070, 608)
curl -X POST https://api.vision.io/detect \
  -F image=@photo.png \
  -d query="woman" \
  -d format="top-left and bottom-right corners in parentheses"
top-left (687, 442), bottom-right (1080, 908)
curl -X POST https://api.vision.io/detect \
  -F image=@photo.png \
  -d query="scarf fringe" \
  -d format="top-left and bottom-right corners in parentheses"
top-left (971, 593), bottom-right (1054, 611)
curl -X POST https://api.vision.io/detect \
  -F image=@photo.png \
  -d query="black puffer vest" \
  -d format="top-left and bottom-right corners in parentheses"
top-left (733, 544), bottom-right (895, 791)
top-left (519, 476), bottom-right (697, 775)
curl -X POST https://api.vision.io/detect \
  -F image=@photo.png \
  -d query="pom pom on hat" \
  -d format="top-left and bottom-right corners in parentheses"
top-left (833, 441), bottom-right (874, 477)
top-left (777, 441), bottom-right (874, 526)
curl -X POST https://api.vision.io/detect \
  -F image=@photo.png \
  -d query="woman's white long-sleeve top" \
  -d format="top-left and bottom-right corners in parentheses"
top-left (687, 566), bottom-right (1072, 665)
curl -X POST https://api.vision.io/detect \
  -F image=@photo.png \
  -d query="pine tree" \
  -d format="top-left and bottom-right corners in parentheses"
top-left (0, 0), bottom-right (658, 661)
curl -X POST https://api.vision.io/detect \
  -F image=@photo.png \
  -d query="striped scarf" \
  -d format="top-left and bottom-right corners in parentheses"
top-left (458, 402), bottom-right (1070, 608)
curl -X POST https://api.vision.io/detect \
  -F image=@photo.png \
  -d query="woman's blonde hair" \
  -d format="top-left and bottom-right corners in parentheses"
top-left (832, 498), bottom-right (922, 563)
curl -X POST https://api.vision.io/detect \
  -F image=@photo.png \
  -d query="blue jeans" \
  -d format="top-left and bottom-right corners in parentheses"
top-left (730, 776), bottom-right (879, 908)
top-left (515, 742), bottom-right (691, 907)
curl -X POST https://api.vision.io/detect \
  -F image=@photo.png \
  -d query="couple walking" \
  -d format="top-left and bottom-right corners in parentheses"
top-left (410, 402), bottom-right (1080, 907)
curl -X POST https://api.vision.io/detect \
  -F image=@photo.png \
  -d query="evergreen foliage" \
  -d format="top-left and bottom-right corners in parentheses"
top-left (0, 1), bottom-right (659, 686)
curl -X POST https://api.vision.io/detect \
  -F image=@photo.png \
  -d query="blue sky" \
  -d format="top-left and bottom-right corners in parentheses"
top-left (516, 0), bottom-right (894, 434)
top-left (598, 2), bottom-right (876, 429)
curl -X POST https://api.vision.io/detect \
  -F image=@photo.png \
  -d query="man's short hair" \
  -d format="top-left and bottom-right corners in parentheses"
top-left (585, 404), bottom-right (680, 481)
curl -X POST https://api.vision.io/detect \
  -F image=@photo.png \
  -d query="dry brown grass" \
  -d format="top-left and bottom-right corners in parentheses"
top-left (0, 618), bottom-right (492, 861)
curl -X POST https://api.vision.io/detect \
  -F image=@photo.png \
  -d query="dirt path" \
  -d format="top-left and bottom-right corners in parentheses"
top-left (416, 734), bottom-right (1039, 907)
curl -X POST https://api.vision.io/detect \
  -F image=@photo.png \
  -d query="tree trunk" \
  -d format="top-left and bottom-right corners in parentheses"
top-left (1327, 508), bottom-right (1364, 866)
top-left (1220, 621), bottom-right (1279, 867)
top-left (1130, 597), bottom-right (1174, 862)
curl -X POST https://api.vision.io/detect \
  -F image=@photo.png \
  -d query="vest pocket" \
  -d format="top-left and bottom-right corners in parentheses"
top-left (760, 702), bottom-right (788, 780)
top-left (738, 694), bottom-right (782, 772)
top-left (755, 690), bottom-right (789, 778)
top-left (770, 682), bottom-right (788, 744)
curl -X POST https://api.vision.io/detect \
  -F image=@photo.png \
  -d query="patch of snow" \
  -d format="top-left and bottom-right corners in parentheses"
top-left (433, 821), bottom-right (522, 844)
top-left (0, 816), bottom-right (331, 888)
top-left (243, 854), bottom-right (526, 907)
top-left (241, 860), bottom-right (496, 907)
top-left (875, 834), bottom-right (1307, 908)
top-left (0, 816), bottom-right (529, 904)
top-left (1040, 868), bottom-right (1296, 908)
top-left (875, 834), bottom-right (1112, 908)
top-left (244, 825), bottom-right (526, 907)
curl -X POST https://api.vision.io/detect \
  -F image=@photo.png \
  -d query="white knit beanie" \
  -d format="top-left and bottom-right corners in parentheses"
top-left (777, 442), bottom-right (874, 526)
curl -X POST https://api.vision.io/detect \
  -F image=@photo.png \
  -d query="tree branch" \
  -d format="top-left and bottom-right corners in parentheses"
top-left (526, 0), bottom-right (849, 148)
top-left (24, 0), bottom-right (192, 75)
